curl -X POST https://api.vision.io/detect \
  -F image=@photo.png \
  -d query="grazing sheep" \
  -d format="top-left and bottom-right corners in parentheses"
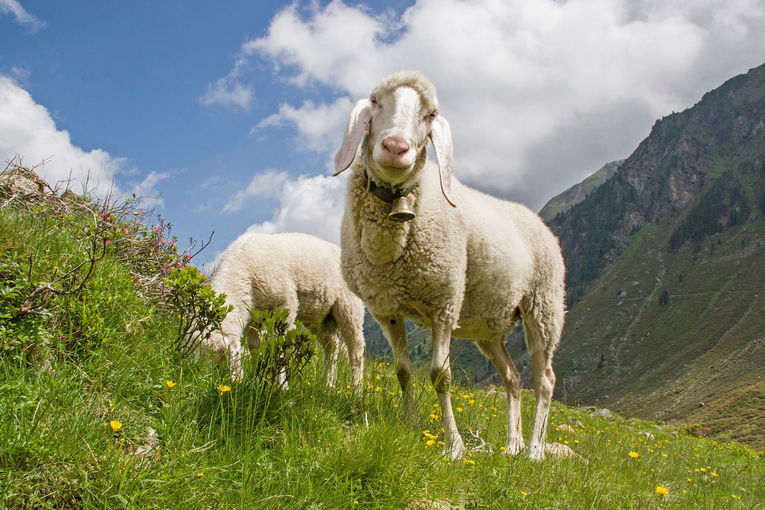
top-left (203, 232), bottom-right (365, 388)
top-left (333, 71), bottom-right (565, 460)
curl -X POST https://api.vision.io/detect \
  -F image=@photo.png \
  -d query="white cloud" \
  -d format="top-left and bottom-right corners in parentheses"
top-left (200, 57), bottom-right (254, 111)
top-left (129, 170), bottom-right (173, 208)
top-left (200, 76), bottom-right (254, 111)
top-left (0, 74), bottom-right (124, 197)
top-left (0, 0), bottom-right (46, 33)
top-left (245, 173), bottom-right (346, 245)
top-left (255, 97), bottom-right (354, 154)
top-left (225, 0), bottom-right (765, 211)
top-left (0, 74), bottom-right (167, 202)
top-left (223, 169), bottom-right (289, 213)
top-left (243, 1), bottom-right (392, 95)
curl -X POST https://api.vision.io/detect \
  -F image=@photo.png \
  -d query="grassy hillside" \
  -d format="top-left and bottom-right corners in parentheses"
top-left (1, 166), bottom-right (762, 508)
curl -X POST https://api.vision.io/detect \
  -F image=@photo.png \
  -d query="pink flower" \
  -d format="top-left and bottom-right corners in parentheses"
top-left (183, 254), bottom-right (192, 260)
top-left (122, 228), bottom-right (129, 234)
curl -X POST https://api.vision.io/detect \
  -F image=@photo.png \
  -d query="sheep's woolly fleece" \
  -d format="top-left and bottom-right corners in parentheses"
top-left (202, 232), bottom-right (365, 384)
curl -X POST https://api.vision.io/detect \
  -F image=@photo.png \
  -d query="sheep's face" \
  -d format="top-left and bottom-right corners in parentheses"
top-left (334, 71), bottom-right (455, 207)
top-left (367, 86), bottom-right (436, 186)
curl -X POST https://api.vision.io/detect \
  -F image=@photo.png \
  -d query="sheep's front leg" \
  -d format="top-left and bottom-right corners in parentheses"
top-left (431, 323), bottom-right (465, 460)
top-left (377, 315), bottom-right (417, 421)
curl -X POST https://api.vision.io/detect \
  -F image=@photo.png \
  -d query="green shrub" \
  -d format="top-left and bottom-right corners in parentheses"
top-left (163, 265), bottom-right (233, 356)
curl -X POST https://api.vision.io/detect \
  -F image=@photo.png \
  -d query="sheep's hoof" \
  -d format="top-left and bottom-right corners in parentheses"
top-left (443, 437), bottom-right (466, 460)
top-left (504, 437), bottom-right (525, 456)
top-left (526, 443), bottom-right (545, 461)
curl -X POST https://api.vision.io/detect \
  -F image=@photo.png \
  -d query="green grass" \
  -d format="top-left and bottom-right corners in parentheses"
top-left (2, 353), bottom-right (762, 508)
top-left (1, 180), bottom-right (762, 509)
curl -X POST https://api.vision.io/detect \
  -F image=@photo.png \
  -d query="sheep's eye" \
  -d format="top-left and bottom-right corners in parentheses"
top-left (428, 109), bottom-right (438, 119)
top-left (370, 95), bottom-right (378, 105)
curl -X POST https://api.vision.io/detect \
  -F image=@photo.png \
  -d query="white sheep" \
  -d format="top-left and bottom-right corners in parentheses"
top-left (334, 71), bottom-right (565, 460)
top-left (202, 232), bottom-right (365, 388)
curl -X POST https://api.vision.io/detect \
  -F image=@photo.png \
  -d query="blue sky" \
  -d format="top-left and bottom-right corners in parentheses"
top-left (2, 0), bottom-right (765, 269)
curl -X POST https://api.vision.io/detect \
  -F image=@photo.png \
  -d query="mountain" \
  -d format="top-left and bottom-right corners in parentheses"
top-left (538, 160), bottom-right (623, 222)
top-left (550, 62), bottom-right (765, 305)
top-left (512, 62), bottom-right (765, 447)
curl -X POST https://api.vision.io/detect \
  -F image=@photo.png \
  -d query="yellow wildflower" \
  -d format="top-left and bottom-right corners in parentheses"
top-left (426, 439), bottom-right (435, 446)
top-left (628, 451), bottom-right (639, 458)
top-left (166, 380), bottom-right (176, 388)
top-left (655, 486), bottom-right (669, 498)
top-left (217, 384), bottom-right (231, 394)
top-left (109, 420), bottom-right (122, 431)
top-left (456, 407), bottom-right (463, 413)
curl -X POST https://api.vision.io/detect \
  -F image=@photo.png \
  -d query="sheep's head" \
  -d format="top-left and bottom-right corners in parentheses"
top-left (334, 71), bottom-right (455, 210)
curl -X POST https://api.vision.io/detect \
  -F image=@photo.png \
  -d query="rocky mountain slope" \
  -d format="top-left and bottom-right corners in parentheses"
top-left (515, 62), bottom-right (765, 446)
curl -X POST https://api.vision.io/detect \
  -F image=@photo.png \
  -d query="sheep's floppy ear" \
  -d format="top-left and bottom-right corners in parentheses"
top-left (333, 99), bottom-right (372, 176)
top-left (429, 114), bottom-right (456, 207)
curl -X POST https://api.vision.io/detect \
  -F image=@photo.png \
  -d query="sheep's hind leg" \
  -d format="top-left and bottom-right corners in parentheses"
top-left (432, 323), bottom-right (466, 460)
top-left (377, 315), bottom-right (417, 423)
top-left (216, 301), bottom-right (254, 381)
top-left (522, 315), bottom-right (557, 461)
top-left (476, 339), bottom-right (524, 455)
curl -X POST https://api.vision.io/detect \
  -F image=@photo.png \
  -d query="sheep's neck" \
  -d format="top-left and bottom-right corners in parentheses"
top-left (361, 168), bottom-right (413, 203)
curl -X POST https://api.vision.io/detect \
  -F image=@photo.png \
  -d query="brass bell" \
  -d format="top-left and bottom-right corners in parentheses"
top-left (388, 196), bottom-right (415, 222)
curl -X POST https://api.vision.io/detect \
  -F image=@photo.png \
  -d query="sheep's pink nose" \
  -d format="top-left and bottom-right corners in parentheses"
top-left (382, 136), bottom-right (410, 156)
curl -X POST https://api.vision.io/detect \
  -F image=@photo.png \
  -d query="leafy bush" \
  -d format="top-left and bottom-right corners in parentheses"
top-left (163, 265), bottom-right (233, 356)
top-left (0, 163), bottom-right (220, 362)
top-left (247, 308), bottom-right (315, 387)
